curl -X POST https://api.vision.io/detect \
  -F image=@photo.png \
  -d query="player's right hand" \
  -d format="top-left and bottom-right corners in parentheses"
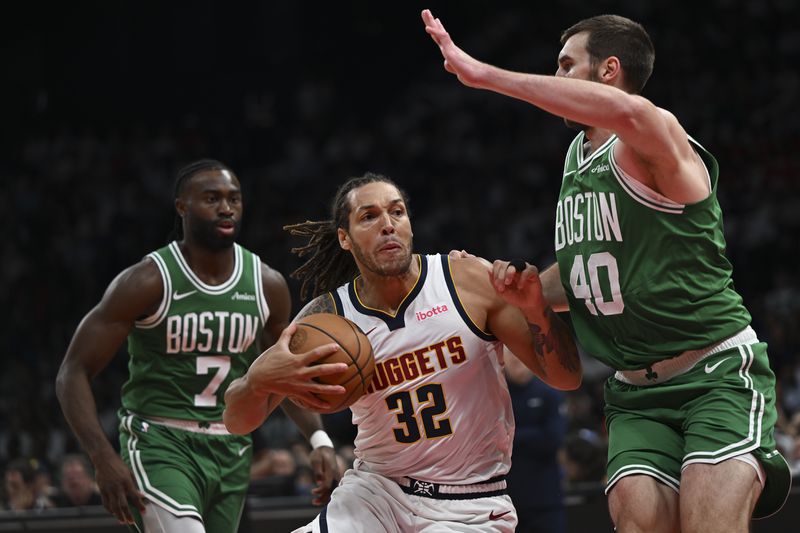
top-left (93, 452), bottom-right (146, 524)
top-left (489, 259), bottom-right (547, 312)
top-left (421, 9), bottom-right (485, 88)
top-left (246, 324), bottom-right (347, 407)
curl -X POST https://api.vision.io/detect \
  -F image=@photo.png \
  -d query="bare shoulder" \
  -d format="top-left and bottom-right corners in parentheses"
top-left (259, 261), bottom-right (291, 332)
top-left (446, 255), bottom-right (499, 318)
top-left (99, 256), bottom-right (164, 319)
top-left (111, 256), bottom-right (163, 296)
top-left (260, 262), bottom-right (289, 295)
top-left (294, 293), bottom-right (337, 321)
top-left (447, 255), bottom-right (494, 295)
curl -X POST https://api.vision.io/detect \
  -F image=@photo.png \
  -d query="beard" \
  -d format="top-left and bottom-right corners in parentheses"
top-left (187, 217), bottom-right (241, 252)
top-left (350, 237), bottom-right (414, 278)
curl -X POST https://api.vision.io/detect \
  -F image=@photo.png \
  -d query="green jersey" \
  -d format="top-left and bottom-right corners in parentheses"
top-left (555, 133), bottom-right (751, 370)
top-left (123, 241), bottom-right (268, 421)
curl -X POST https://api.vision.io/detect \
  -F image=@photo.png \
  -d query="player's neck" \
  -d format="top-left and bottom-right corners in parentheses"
top-left (356, 255), bottom-right (421, 314)
top-left (584, 127), bottom-right (614, 157)
top-left (178, 240), bottom-right (236, 285)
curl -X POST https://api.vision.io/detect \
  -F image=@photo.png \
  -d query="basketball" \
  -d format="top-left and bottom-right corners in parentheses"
top-left (289, 313), bottom-right (375, 414)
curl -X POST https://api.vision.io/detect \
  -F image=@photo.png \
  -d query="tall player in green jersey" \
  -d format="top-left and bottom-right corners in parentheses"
top-left (56, 160), bottom-right (347, 532)
top-left (423, 9), bottom-right (791, 533)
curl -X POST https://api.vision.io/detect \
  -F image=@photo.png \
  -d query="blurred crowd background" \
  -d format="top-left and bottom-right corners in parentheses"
top-left (2, 0), bottom-right (799, 522)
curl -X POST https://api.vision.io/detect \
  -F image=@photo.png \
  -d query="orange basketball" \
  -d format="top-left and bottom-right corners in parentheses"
top-left (289, 313), bottom-right (375, 414)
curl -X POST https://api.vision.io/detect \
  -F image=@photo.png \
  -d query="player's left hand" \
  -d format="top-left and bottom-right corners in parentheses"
top-left (490, 259), bottom-right (547, 312)
top-left (309, 446), bottom-right (340, 505)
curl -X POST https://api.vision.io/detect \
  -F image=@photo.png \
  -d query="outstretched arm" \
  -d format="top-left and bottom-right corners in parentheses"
top-left (421, 9), bottom-right (709, 204)
top-left (489, 259), bottom-right (582, 390)
top-left (451, 256), bottom-right (581, 390)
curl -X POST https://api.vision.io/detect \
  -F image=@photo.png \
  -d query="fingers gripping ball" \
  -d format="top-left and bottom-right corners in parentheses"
top-left (289, 313), bottom-right (375, 414)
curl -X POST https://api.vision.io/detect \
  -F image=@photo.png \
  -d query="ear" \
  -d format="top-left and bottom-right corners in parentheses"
top-left (175, 198), bottom-right (186, 218)
top-left (600, 56), bottom-right (622, 85)
top-left (337, 228), bottom-right (351, 251)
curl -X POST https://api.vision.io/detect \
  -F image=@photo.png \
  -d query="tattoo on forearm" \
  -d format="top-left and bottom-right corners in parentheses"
top-left (530, 323), bottom-right (549, 375)
top-left (296, 293), bottom-right (336, 319)
top-left (531, 308), bottom-right (580, 373)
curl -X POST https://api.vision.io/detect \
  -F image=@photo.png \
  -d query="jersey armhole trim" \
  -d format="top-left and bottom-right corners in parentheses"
top-left (329, 291), bottom-right (344, 317)
top-left (608, 145), bottom-right (685, 214)
top-left (440, 255), bottom-right (496, 342)
top-left (135, 253), bottom-right (170, 329)
top-left (253, 255), bottom-right (270, 326)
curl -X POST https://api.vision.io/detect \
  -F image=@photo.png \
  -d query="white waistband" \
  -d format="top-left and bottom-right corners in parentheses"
top-left (139, 414), bottom-right (231, 435)
top-left (614, 326), bottom-right (758, 386)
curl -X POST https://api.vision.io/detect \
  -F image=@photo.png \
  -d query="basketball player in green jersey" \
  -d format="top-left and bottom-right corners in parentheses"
top-left (423, 9), bottom-right (791, 533)
top-left (56, 160), bottom-right (347, 532)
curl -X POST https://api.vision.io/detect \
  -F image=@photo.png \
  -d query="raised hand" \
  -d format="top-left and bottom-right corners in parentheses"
top-left (421, 9), bottom-right (486, 88)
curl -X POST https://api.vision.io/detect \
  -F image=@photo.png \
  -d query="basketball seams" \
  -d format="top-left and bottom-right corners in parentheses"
top-left (295, 315), bottom-right (375, 412)
top-left (296, 322), bottom-right (360, 368)
top-left (343, 319), bottom-right (371, 394)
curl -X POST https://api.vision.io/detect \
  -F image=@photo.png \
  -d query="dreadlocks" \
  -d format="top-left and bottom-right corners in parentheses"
top-left (285, 172), bottom-right (410, 301)
top-left (170, 159), bottom-right (233, 241)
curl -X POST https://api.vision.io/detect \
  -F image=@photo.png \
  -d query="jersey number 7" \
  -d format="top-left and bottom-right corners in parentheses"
top-left (194, 355), bottom-right (231, 407)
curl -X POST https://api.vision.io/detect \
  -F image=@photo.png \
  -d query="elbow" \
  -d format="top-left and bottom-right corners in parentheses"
top-left (555, 359), bottom-right (583, 391)
top-left (563, 372), bottom-right (583, 391)
top-left (222, 408), bottom-right (251, 436)
top-left (55, 364), bottom-right (73, 405)
top-left (553, 375), bottom-right (582, 392)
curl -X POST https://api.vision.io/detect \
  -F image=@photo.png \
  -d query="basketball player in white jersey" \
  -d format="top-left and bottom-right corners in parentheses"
top-left (224, 173), bottom-right (582, 532)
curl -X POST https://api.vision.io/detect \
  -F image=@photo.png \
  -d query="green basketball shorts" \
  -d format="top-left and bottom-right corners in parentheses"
top-left (604, 341), bottom-right (791, 519)
top-left (118, 410), bottom-right (253, 532)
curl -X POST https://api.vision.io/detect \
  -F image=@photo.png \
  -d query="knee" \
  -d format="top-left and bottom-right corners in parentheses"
top-left (608, 477), bottom-right (678, 533)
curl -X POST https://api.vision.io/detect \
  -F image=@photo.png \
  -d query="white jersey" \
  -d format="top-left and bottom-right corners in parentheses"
top-left (331, 254), bottom-right (514, 484)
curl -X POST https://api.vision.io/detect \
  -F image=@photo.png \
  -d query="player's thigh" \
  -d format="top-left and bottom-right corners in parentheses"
top-left (680, 460), bottom-right (760, 533)
top-left (140, 504), bottom-right (206, 533)
top-left (607, 475), bottom-right (679, 533)
top-left (292, 469), bottom-right (407, 533)
top-left (682, 342), bottom-right (790, 519)
top-left (202, 470), bottom-right (250, 533)
top-left (604, 401), bottom-right (683, 495)
top-left (604, 397), bottom-right (682, 531)
top-left (416, 495), bottom-right (516, 533)
top-left (202, 435), bottom-right (252, 533)
top-left (119, 416), bottom-right (205, 521)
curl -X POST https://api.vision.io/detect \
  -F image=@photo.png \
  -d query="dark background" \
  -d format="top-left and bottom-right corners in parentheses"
top-left (2, 0), bottom-right (799, 505)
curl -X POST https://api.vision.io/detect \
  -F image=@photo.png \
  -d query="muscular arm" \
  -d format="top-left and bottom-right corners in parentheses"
top-left (55, 259), bottom-right (159, 521)
top-left (452, 256), bottom-right (581, 390)
top-left (422, 10), bottom-right (709, 204)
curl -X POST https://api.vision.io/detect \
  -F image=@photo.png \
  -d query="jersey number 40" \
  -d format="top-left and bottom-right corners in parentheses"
top-left (569, 253), bottom-right (625, 316)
